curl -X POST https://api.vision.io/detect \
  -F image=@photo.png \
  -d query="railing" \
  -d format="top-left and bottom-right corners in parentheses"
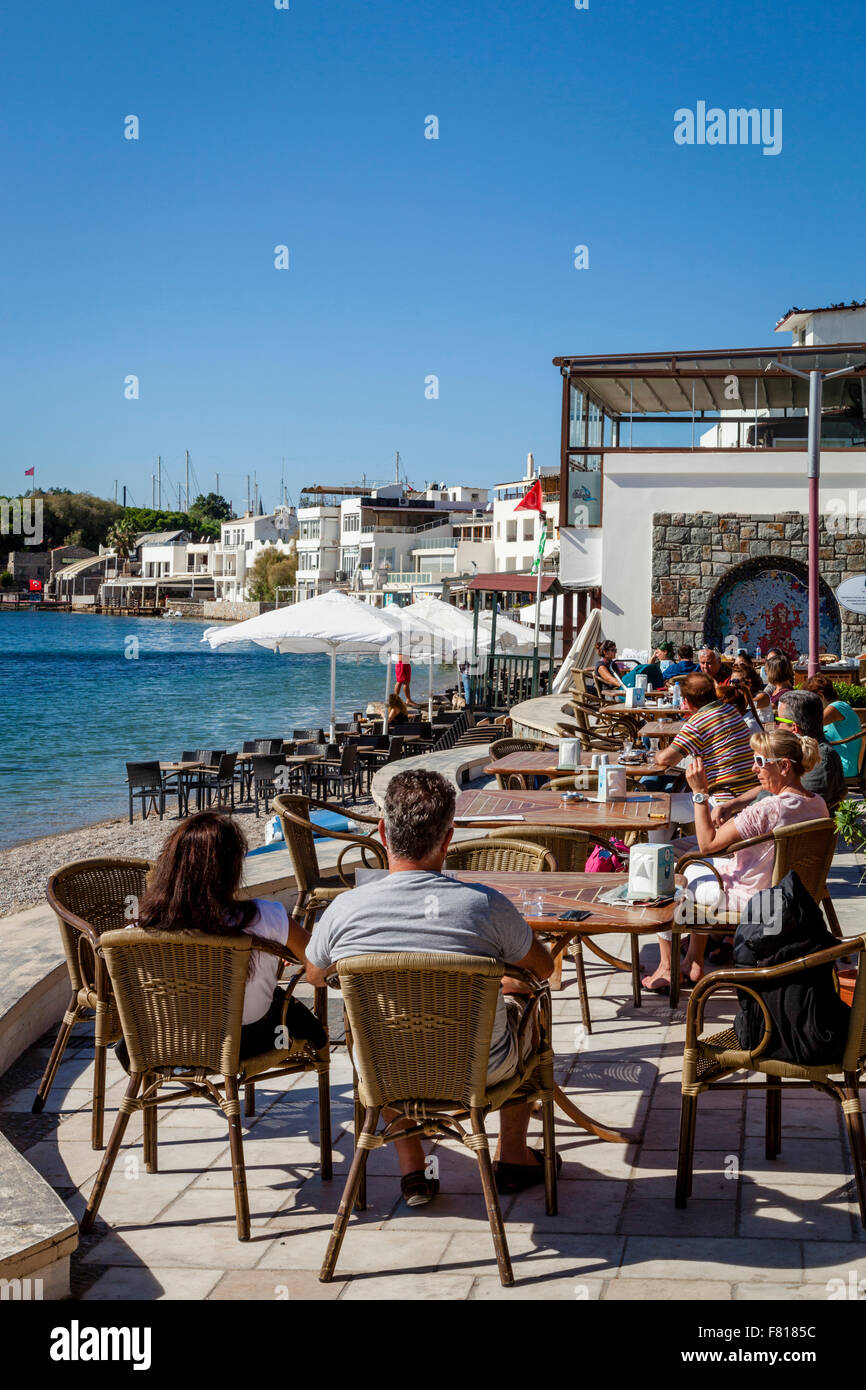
top-left (411, 537), bottom-right (459, 550)
top-left (382, 571), bottom-right (433, 585)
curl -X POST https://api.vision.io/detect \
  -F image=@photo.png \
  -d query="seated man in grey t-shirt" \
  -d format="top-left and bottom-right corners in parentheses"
top-left (306, 768), bottom-right (554, 1207)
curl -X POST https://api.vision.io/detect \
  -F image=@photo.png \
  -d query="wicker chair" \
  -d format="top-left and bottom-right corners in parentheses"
top-left (486, 824), bottom-right (624, 1030)
top-left (35, 858), bottom-right (153, 1149)
top-left (488, 737), bottom-right (551, 790)
top-left (272, 793), bottom-right (387, 932)
top-left (675, 935), bottom-right (866, 1222)
top-left (319, 952), bottom-right (557, 1287)
top-left (675, 818), bottom-right (841, 979)
top-left (444, 838), bottom-right (556, 874)
top-left (79, 928), bottom-right (331, 1240)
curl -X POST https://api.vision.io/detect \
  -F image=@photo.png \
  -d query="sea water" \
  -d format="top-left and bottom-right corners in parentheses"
top-left (0, 611), bottom-right (431, 850)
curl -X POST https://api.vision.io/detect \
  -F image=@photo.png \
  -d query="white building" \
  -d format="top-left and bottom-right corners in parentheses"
top-left (212, 508), bottom-right (297, 603)
top-left (555, 304), bottom-right (866, 657)
top-left (492, 454), bottom-right (559, 575)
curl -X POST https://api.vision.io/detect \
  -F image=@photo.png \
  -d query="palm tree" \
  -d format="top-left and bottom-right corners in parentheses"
top-left (105, 519), bottom-right (138, 576)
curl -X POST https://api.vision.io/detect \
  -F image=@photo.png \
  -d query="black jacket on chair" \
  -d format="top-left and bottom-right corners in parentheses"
top-left (732, 871), bottom-right (850, 1064)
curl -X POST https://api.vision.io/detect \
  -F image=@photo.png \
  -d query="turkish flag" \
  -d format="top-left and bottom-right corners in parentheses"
top-left (515, 479), bottom-right (544, 513)
top-left (29, 579), bottom-right (43, 592)
top-left (24, 467), bottom-right (34, 477)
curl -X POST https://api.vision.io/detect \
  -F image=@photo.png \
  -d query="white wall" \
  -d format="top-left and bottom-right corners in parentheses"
top-left (575, 449), bottom-right (866, 646)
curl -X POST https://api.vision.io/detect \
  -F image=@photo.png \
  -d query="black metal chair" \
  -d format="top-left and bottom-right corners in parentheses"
top-left (200, 752), bottom-right (238, 810)
top-left (253, 739), bottom-right (282, 756)
top-left (250, 754), bottom-right (283, 817)
top-left (160, 750), bottom-right (200, 817)
top-left (319, 744), bottom-right (360, 803)
top-left (126, 762), bottom-right (166, 823)
top-left (292, 727), bottom-right (325, 744)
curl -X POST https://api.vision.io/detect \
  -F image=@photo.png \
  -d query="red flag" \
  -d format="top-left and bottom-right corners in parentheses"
top-left (515, 479), bottom-right (544, 512)
top-left (24, 467), bottom-right (34, 477)
top-left (29, 579), bottom-right (43, 592)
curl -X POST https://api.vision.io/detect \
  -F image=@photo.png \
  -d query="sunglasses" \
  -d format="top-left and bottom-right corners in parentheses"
top-left (753, 753), bottom-right (785, 768)
top-left (774, 715), bottom-right (795, 726)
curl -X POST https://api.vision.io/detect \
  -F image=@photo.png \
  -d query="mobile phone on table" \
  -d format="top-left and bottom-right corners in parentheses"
top-left (558, 909), bottom-right (592, 921)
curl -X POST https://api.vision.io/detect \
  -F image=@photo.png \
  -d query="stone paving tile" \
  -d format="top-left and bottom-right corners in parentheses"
top-left (742, 1137), bottom-right (851, 1185)
top-left (620, 1194), bottom-right (738, 1237)
top-left (603, 1278), bottom-right (732, 1300)
top-left (64, 1171), bottom-right (199, 1227)
top-left (340, 1273), bottom-right (477, 1300)
top-left (554, 1136), bottom-right (639, 1180)
top-left (22, 1138), bottom-right (103, 1188)
top-left (208, 1269), bottom-right (343, 1300)
top-left (440, 1232), bottom-right (624, 1282)
top-left (619, 1236), bottom-right (803, 1283)
top-left (377, 1191), bottom-right (523, 1233)
top-left (79, 1266), bottom-right (224, 1301)
top-left (732, 1281), bottom-right (831, 1301)
top-left (798, 1241), bottom-right (866, 1282)
top-left (626, 1149), bottom-right (740, 1200)
top-left (81, 1213), bottom-right (277, 1269)
top-left (744, 1094), bottom-right (841, 1139)
top-left (469, 1273), bottom-right (608, 1300)
top-left (505, 1178), bottom-right (626, 1233)
top-left (640, 1104), bottom-right (744, 1152)
top-left (256, 1227), bottom-right (452, 1275)
top-left (738, 1175), bottom-right (858, 1243)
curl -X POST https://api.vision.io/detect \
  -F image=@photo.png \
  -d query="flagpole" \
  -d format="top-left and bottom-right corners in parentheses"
top-left (532, 515), bottom-right (546, 696)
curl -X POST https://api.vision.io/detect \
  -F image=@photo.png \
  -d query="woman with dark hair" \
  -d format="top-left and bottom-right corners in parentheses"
top-left (764, 652), bottom-right (795, 709)
top-left (133, 812), bottom-right (325, 1058)
top-left (593, 639), bottom-right (625, 695)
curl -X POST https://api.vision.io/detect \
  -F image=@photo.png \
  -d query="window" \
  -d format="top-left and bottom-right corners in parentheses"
top-left (506, 521), bottom-right (517, 543)
top-left (343, 512), bottom-right (360, 533)
top-left (300, 519), bottom-right (321, 540)
top-left (522, 517), bottom-right (535, 541)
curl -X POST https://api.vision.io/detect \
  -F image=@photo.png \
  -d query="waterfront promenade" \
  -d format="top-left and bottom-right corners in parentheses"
top-left (2, 788), bottom-right (865, 1300)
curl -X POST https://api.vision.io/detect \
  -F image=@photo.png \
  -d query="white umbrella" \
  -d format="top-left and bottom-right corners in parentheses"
top-left (553, 606), bottom-right (602, 694)
top-left (375, 603), bottom-right (457, 726)
top-left (517, 596), bottom-right (562, 628)
top-left (202, 592), bottom-right (398, 739)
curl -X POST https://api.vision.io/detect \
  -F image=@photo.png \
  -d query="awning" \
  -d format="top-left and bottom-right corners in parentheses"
top-left (467, 573), bottom-right (562, 596)
top-left (553, 343), bottom-right (866, 416)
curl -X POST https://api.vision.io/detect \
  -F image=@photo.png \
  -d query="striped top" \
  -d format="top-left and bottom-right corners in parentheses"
top-left (670, 699), bottom-right (756, 795)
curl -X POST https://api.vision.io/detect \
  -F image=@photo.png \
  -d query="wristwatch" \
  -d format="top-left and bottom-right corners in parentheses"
top-left (692, 792), bottom-right (708, 805)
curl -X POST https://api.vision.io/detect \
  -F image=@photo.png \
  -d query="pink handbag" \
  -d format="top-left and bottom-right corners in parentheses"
top-left (585, 837), bottom-right (629, 873)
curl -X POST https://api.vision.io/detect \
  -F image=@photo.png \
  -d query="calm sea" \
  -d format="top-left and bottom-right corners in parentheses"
top-left (0, 611), bottom-right (425, 851)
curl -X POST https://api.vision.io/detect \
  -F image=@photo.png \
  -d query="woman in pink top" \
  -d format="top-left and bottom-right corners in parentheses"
top-left (678, 728), bottom-right (827, 979)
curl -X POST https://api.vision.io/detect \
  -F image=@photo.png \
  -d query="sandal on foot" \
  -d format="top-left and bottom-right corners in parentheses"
top-left (494, 1149), bottom-right (562, 1194)
top-left (400, 1169), bottom-right (440, 1207)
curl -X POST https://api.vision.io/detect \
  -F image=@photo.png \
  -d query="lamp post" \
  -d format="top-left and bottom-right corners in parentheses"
top-left (764, 359), bottom-right (866, 677)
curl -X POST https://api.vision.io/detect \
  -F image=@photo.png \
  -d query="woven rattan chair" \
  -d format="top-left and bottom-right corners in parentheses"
top-left (35, 858), bottom-right (153, 1148)
top-left (319, 952), bottom-right (557, 1287)
top-left (676, 817), bottom-right (841, 961)
top-left (272, 793), bottom-right (387, 932)
top-left (444, 838), bottom-right (556, 874)
top-left (485, 824), bottom-right (628, 1029)
top-left (488, 737), bottom-right (551, 789)
top-left (80, 927), bottom-right (332, 1241)
top-left (675, 935), bottom-right (866, 1222)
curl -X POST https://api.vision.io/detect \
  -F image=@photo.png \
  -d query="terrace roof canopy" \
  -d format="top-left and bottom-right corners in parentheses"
top-left (467, 573), bottom-right (562, 596)
top-left (553, 342), bottom-right (866, 418)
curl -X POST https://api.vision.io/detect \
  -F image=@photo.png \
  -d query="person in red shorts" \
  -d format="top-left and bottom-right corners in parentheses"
top-left (394, 656), bottom-right (417, 707)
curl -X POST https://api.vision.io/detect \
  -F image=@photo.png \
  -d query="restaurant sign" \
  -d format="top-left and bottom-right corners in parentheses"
top-left (835, 575), bottom-right (866, 616)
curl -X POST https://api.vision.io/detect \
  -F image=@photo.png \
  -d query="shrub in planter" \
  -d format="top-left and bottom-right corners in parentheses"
top-left (832, 682), bottom-right (866, 708)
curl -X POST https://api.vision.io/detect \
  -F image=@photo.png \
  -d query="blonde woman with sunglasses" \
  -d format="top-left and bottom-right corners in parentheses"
top-left (641, 729), bottom-right (826, 993)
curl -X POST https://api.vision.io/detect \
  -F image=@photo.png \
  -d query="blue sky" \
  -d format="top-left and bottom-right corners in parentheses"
top-left (2, 0), bottom-right (864, 510)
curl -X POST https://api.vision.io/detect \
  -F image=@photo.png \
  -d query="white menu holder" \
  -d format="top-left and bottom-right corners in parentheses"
top-left (628, 843), bottom-right (676, 899)
top-left (557, 738), bottom-right (581, 771)
top-left (624, 686), bottom-right (646, 708)
top-left (598, 763), bottom-right (627, 801)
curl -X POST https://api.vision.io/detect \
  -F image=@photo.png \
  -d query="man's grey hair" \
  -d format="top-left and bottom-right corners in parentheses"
top-left (698, 645), bottom-right (720, 658)
top-left (776, 688), bottom-right (824, 740)
top-left (383, 769), bottom-right (456, 862)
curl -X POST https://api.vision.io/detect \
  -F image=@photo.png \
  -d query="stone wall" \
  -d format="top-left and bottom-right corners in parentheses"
top-left (651, 510), bottom-right (866, 656)
top-left (201, 599), bottom-right (276, 622)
